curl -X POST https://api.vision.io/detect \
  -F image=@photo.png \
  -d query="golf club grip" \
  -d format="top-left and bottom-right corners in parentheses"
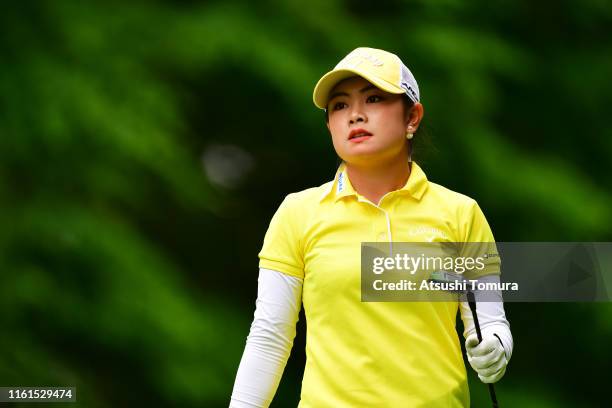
top-left (466, 291), bottom-right (499, 408)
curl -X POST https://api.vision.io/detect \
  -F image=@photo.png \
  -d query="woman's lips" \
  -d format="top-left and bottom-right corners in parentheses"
top-left (348, 129), bottom-right (372, 143)
top-left (349, 135), bottom-right (372, 143)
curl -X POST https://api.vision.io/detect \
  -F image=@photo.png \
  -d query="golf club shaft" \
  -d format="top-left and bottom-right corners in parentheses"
top-left (467, 290), bottom-right (499, 408)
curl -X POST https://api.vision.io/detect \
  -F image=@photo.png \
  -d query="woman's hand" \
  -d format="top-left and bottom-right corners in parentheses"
top-left (465, 332), bottom-right (508, 383)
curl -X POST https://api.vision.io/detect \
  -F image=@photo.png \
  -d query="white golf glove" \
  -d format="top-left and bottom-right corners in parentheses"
top-left (465, 331), bottom-right (508, 384)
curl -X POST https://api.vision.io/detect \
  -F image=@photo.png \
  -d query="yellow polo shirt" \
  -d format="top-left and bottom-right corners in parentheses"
top-left (259, 161), bottom-right (499, 407)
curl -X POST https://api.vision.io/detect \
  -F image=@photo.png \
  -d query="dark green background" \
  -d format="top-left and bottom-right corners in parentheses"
top-left (1, 1), bottom-right (611, 407)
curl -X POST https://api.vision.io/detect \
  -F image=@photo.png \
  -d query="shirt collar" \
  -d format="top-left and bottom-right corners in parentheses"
top-left (320, 160), bottom-right (429, 203)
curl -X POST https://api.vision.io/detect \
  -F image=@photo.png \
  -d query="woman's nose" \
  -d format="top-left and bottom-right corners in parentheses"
top-left (349, 107), bottom-right (367, 124)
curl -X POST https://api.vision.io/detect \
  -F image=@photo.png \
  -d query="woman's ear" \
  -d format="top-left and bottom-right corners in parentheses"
top-left (405, 102), bottom-right (424, 134)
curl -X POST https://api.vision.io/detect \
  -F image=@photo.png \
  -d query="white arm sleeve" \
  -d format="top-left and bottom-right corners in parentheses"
top-left (459, 275), bottom-right (514, 361)
top-left (229, 268), bottom-right (303, 408)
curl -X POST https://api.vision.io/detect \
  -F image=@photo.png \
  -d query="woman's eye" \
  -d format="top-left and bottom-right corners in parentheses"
top-left (367, 95), bottom-right (382, 103)
top-left (332, 102), bottom-right (346, 111)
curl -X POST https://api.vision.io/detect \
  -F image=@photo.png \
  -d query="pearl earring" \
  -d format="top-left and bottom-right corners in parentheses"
top-left (406, 132), bottom-right (414, 140)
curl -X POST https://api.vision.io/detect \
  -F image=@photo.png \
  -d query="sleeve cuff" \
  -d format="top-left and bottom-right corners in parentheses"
top-left (259, 259), bottom-right (304, 279)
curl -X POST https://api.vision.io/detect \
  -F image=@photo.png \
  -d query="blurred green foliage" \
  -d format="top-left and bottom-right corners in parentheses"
top-left (1, 0), bottom-right (611, 407)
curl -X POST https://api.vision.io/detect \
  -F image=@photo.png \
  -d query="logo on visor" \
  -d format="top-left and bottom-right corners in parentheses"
top-left (345, 53), bottom-right (384, 68)
top-left (401, 82), bottom-right (417, 99)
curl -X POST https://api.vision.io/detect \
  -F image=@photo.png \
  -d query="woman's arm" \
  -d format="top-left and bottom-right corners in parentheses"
top-left (230, 268), bottom-right (303, 408)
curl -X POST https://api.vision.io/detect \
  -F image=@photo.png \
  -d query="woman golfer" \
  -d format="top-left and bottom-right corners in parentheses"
top-left (231, 47), bottom-right (513, 407)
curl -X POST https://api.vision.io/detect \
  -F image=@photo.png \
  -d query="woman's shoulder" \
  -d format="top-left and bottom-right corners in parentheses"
top-left (271, 182), bottom-right (333, 230)
top-left (426, 180), bottom-right (480, 209)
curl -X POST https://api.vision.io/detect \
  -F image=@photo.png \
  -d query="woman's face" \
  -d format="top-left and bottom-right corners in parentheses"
top-left (326, 76), bottom-right (421, 166)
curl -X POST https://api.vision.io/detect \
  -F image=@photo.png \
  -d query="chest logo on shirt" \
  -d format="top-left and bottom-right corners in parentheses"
top-left (409, 226), bottom-right (450, 242)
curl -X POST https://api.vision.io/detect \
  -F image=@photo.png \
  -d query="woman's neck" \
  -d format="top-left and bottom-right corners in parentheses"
top-left (345, 158), bottom-right (411, 206)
